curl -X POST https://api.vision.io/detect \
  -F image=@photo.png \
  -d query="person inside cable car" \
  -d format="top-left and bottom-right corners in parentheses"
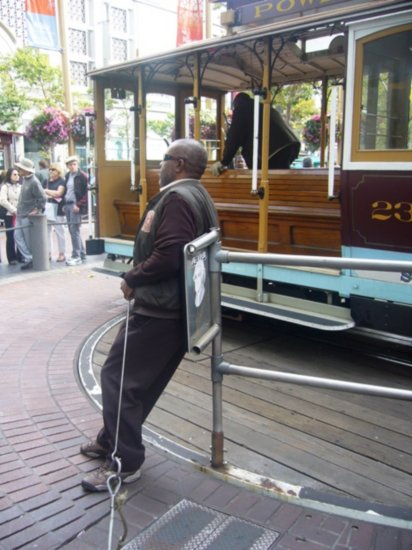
top-left (212, 92), bottom-right (300, 175)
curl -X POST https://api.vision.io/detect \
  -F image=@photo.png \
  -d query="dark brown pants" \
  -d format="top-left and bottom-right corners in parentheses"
top-left (97, 312), bottom-right (186, 471)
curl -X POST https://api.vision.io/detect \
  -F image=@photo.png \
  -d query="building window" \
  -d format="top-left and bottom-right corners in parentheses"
top-left (68, 0), bottom-right (86, 24)
top-left (112, 38), bottom-right (127, 62)
top-left (69, 28), bottom-right (87, 55)
top-left (70, 61), bottom-right (88, 87)
top-left (0, 0), bottom-right (26, 42)
top-left (111, 7), bottom-right (127, 33)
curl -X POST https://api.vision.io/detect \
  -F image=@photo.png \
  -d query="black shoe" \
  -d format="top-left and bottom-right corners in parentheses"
top-left (20, 261), bottom-right (33, 270)
top-left (9, 260), bottom-right (18, 266)
top-left (81, 464), bottom-right (141, 492)
top-left (80, 440), bottom-right (109, 459)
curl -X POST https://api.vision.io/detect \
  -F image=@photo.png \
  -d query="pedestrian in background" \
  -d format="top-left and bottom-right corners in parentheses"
top-left (0, 168), bottom-right (22, 265)
top-left (45, 162), bottom-right (66, 262)
top-left (36, 158), bottom-right (50, 186)
top-left (14, 158), bottom-right (46, 271)
top-left (63, 156), bottom-right (88, 266)
top-left (80, 138), bottom-right (219, 492)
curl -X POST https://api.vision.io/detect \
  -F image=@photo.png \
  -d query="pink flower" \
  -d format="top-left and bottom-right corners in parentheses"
top-left (26, 108), bottom-right (70, 150)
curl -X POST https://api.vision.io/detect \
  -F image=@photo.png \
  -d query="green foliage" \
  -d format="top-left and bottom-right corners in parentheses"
top-left (148, 113), bottom-right (175, 141)
top-left (0, 47), bottom-right (64, 131)
top-left (272, 83), bottom-right (319, 138)
top-left (0, 79), bottom-right (26, 130)
top-left (147, 110), bottom-right (218, 142)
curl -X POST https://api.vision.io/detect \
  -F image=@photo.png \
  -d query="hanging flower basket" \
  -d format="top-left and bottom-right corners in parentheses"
top-left (70, 108), bottom-right (111, 145)
top-left (70, 108), bottom-right (96, 145)
top-left (302, 114), bottom-right (321, 152)
top-left (26, 107), bottom-right (70, 150)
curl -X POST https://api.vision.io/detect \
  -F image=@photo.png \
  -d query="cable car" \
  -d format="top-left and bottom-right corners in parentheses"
top-left (89, 0), bottom-right (412, 338)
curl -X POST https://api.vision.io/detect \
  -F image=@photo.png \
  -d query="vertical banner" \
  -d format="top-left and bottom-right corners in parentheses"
top-left (25, 0), bottom-right (60, 50)
top-left (176, 0), bottom-right (204, 47)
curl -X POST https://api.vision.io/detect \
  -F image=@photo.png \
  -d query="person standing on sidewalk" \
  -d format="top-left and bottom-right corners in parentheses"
top-left (0, 168), bottom-right (22, 265)
top-left (80, 138), bottom-right (219, 492)
top-left (14, 158), bottom-right (47, 271)
top-left (63, 155), bottom-right (88, 266)
top-left (44, 163), bottom-right (66, 262)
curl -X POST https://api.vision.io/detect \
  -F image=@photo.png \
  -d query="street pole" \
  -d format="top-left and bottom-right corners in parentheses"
top-left (57, 0), bottom-right (74, 155)
top-left (206, 0), bottom-right (212, 38)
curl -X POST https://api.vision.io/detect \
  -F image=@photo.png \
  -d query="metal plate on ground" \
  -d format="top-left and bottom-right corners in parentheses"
top-left (123, 499), bottom-right (279, 549)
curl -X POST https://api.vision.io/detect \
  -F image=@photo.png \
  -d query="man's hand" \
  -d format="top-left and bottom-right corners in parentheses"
top-left (120, 278), bottom-right (134, 301)
top-left (211, 161), bottom-right (226, 177)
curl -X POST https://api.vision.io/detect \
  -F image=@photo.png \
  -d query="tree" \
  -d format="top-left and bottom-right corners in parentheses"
top-left (0, 79), bottom-right (26, 130)
top-left (272, 83), bottom-right (320, 138)
top-left (0, 47), bottom-right (64, 131)
top-left (147, 113), bottom-right (175, 143)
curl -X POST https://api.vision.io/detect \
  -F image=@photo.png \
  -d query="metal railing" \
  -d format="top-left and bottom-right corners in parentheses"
top-left (184, 230), bottom-right (412, 468)
top-left (0, 214), bottom-right (95, 270)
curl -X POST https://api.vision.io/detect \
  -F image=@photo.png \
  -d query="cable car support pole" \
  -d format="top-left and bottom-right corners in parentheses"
top-left (193, 54), bottom-right (201, 141)
top-left (258, 37), bottom-right (271, 253)
top-left (137, 68), bottom-right (147, 216)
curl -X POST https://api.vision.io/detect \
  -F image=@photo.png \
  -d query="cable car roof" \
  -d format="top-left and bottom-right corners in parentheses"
top-left (89, 0), bottom-right (408, 92)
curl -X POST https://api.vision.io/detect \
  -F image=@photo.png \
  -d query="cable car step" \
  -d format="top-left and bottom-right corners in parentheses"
top-left (221, 290), bottom-right (354, 331)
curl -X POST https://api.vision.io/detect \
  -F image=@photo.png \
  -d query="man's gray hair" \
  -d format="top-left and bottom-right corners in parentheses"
top-left (169, 139), bottom-right (208, 178)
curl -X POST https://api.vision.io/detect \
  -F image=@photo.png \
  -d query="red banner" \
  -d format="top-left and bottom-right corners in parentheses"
top-left (176, 0), bottom-right (204, 47)
top-left (25, 0), bottom-right (59, 50)
top-left (26, 0), bottom-right (56, 16)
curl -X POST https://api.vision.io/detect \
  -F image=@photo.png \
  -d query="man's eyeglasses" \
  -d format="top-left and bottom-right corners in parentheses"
top-left (163, 154), bottom-right (186, 163)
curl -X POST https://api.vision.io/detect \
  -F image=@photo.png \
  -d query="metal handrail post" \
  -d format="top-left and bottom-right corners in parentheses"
top-left (209, 233), bottom-right (225, 467)
top-left (216, 250), bottom-right (412, 273)
top-left (217, 362), bottom-right (412, 400)
top-left (30, 214), bottom-right (49, 271)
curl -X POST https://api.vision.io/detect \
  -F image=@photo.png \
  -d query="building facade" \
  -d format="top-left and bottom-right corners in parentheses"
top-left (0, 0), bottom-right (178, 165)
top-left (0, 0), bottom-right (177, 88)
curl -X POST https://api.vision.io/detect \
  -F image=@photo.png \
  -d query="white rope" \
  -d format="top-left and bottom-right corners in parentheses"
top-left (107, 301), bottom-right (131, 550)
top-left (107, 462), bottom-right (122, 550)
top-left (112, 301), bottom-right (130, 463)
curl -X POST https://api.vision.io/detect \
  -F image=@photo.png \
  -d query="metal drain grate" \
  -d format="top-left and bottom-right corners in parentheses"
top-left (123, 499), bottom-right (279, 549)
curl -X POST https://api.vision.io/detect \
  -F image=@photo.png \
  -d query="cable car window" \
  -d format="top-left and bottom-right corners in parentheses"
top-left (352, 24), bottom-right (412, 161)
top-left (185, 96), bottom-right (219, 161)
top-left (146, 93), bottom-right (175, 160)
top-left (104, 88), bottom-right (135, 161)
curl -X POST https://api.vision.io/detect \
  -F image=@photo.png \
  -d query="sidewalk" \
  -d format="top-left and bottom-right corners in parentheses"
top-left (0, 254), bottom-right (411, 549)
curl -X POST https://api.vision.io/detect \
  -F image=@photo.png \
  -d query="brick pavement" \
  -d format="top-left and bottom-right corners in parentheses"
top-left (0, 258), bottom-right (411, 549)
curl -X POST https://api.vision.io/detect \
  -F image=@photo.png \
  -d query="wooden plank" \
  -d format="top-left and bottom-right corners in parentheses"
top-left (151, 388), bottom-right (412, 506)
top-left (221, 350), bottom-right (412, 434)
top-left (93, 317), bottom-right (412, 508)
top-left (145, 407), bottom-right (322, 489)
top-left (114, 167), bottom-right (342, 254)
top-left (172, 365), bottom-right (412, 462)
top-left (185, 350), bottom-right (412, 437)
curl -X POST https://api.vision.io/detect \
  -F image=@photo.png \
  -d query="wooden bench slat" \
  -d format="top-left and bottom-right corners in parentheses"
top-left (114, 169), bottom-right (342, 255)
